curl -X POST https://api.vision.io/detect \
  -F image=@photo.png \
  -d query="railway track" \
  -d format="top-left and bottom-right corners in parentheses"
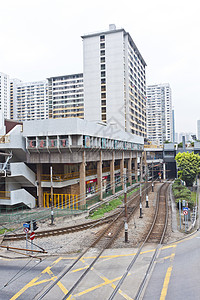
top-left (35, 182), bottom-right (152, 300)
top-left (3, 182), bottom-right (147, 242)
top-left (2, 212), bottom-right (119, 241)
top-left (108, 181), bottom-right (170, 300)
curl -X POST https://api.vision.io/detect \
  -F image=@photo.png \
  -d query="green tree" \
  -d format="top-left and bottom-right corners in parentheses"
top-left (175, 152), bottom-right (200, 186)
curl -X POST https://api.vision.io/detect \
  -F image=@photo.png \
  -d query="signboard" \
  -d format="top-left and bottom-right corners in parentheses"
top-left (30, 232), bottom-right (35, 240)
top-left (86, 179), bottom-right (97, 184)
top-left (23, 223), bottom-right (30, 228)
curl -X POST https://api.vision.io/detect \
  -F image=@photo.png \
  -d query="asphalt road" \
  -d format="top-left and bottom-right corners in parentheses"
top-left (1, 231), bottom-right (200, 300)
top-left (143, 231), bottom-right (200, 300)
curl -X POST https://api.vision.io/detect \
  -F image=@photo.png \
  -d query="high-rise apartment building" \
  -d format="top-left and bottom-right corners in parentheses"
top-left (0, 72), bottom-right (10, 119)
top-left (15, 81), bottom-right (48, 121)
top-left (197, 120), bottom-right (200, 140)
top-left (147, 83), bottom-right (172, 144)
top-left (82, 24), bottom-right (147, 137)
top-left (47, 74), bottom-right (84, 119)
top-left (172, 108), bottom-right (175, 143)
top-left (10, 78), bottom-right (22, 120)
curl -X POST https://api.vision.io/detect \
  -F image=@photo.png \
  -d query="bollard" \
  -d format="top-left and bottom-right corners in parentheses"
top-left (146, 194), bottom-right (149, 208)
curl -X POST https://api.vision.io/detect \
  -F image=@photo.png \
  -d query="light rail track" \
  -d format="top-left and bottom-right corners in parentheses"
top-left (36, 182), bottom-right (152, 300)
top-left (3, 182), bottom-right (146, 242)
top-left (108, 181), bottom-right (170, 300)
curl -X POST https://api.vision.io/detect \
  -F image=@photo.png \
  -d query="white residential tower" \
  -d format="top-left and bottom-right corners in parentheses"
top-left (147, 83), bottom-right (172, 144)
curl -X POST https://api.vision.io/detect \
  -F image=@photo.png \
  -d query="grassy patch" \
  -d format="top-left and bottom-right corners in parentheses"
top-left (191, 192), bottom-right (197, 206)
top-left (127, 186), bottom-right (140, 197)
top-left (89, 185), bottom-right (140, 220)
top-left (0, 228), bottom-right (13, 235)
top-left (89, 198), bottom-right (123, 220)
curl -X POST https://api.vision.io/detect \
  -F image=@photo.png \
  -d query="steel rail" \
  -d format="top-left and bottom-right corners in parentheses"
top-left (3, 182), bottom-right (144, 241)
top-left (36, 183), bottom-right (151, 300)
top-left (108, 181), bottom-right (170, 300)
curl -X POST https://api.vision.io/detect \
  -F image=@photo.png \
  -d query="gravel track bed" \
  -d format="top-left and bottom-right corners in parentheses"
top-left (0, 182), bottom-right (189, 258)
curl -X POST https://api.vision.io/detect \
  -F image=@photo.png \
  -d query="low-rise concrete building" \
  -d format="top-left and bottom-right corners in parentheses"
top-left (0, 118), bottom-right (144, 209)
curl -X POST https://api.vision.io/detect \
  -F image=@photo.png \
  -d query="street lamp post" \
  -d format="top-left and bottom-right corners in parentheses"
top-left (50, 166), bottom-right (54, 225)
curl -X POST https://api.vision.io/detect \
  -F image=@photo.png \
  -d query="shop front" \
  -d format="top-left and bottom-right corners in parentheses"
top-left (86, 179), bottom-right (97, 197)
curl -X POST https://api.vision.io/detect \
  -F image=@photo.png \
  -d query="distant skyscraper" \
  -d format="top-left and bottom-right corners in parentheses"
top-left (197, 120), bottom-right (200, 140)
top-left (47, 74), bottom-right (84, 119)
top-left (10, 78), bottom-right (22, 120)
top-left (146, 83), bottom-right (172, 144)
top-left (0, 72), bottom-right (10, 119)
top-left (179, 132), bottom-right (195, 143)
top-left (82, 24), bottom-right (147, 137)
top-left (15, 81), bottom-right (48, 121)
top-left (172, 108), bottom-right (175, 143)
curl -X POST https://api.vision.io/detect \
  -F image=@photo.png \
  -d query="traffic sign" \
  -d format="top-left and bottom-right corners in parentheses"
top-left (183, 210), bottom-right (188, 215)
top-left (24, 227), bottom-right (29, 233)
top-left (30, 232), bottom-right (35, 240)
top-left (23, 223), bottom-right (30, 228)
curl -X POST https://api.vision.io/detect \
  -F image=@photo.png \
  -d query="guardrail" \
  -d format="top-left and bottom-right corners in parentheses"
top-left (0, 191), bottom-right (10, 199)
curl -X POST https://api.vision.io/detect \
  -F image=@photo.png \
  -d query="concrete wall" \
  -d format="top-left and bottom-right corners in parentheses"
top-left (10, 162), bottom-right (36, 186)
top-left (0, 189), bottom-right (35, 208)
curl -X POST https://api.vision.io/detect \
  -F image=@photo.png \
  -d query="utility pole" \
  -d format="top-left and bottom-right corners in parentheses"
top-left (139, 157), bottom-right (143, 218)
top-left (124, 168), bottom-right (128, 242)
top-left (50, 166), bottom-right (54, 225)
top-left (30, 220), bottom-right (33, 253)
top-left (145, 151), bottom-right (149, 208)
top-left (151, 161), bottom-right (154, 192)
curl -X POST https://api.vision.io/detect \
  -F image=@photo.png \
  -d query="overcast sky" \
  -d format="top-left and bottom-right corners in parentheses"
top-left (0, 0), bottom-right (200, 134)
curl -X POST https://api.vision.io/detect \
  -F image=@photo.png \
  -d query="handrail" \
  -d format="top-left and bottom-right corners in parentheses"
top-left (0, 135), bottom-right (10, 144)
top-left (0, 191), bottom-right (11, 199)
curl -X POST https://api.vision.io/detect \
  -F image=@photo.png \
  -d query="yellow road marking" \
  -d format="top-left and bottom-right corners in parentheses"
top-left (73, 258), bottom-right (133, 299)
top-left (160, 247), bottom-right (176, 300)
top-left (10, 276), bottom-right (42, 300)
top-left (11, 257), bottom-right (64, 299)
top-left (73, 276), bottom-right (122, 297)
top-left (10, 243), bottom-right (180, 300)
top-left (31, 277), bottom-right (57, 286)
top-left (110, 282), bottom-right (133, 300)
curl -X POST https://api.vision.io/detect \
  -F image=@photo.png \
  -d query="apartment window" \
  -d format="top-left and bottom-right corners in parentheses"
top-left (101, 57), bottom-right (105, 63)
top-left (101, 93), bottom-right (106, 99)
top-left (101, 64), bottom-right (106, 70)
top-left (101, 71), bottom-right (106, 77)
top-left (100, 50), bottom-right (105, 56)
top-left (102, 114), bottom-right (106, 121)
top-left (101, 78), bottom-right (106, 84)
top-left (100, 35), bottom-right (105, 42)
top-left (101, 107), bottom-right (106, 113)
top-left (100, 43), bottom-right (105, 49)
top-left (101, 100), bottom-right (106, 106)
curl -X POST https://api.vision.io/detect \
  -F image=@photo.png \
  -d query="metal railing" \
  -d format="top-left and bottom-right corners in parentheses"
top-left (43, 192), bottom-right (79, 210)
top-left (0, 191), bottom-right (10, 199)
top-left (41, 172), bottom-right (80, 182)
top-left (0, 135), bottom-right (10, 144)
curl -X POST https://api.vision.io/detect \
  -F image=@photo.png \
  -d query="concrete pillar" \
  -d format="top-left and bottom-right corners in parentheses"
top-left (128, 153), bottom-right (132, 185)
top-left (79, 151), bottom-right (86, 206)
top-left (110, 152), bottom-right (115, 194)
top-left (120, 151), bottom-right (124, 189)
top-left (134, 152), bottom-right (138, 182)
top-left (97, 151), bottom-right (103, 200)
top-left (36, 164), bottom-right (43, 207)
top-left (163, 162), bottom-right (166, 180)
